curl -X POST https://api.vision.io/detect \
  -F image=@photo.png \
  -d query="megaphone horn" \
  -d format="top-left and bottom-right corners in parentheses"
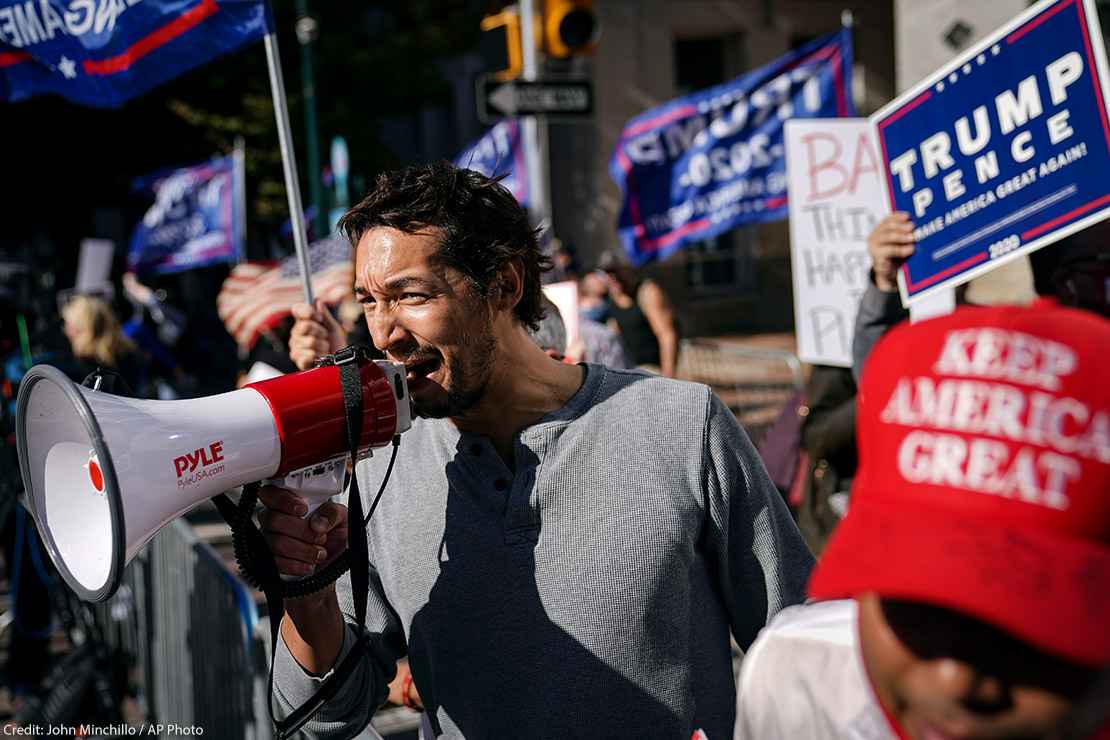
top-left (16, 357), bottom-right (411, 602)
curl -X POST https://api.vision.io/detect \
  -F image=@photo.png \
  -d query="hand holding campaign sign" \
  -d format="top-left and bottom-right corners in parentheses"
top-left (871, 0), bottom-right (1110, 304)
top-left (785, 119), bottom-right (880, 367)
top-left (611, 28), bottom-right (853, 266)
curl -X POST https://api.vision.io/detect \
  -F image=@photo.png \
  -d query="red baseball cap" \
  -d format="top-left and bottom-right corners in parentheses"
top-left (809, 299), bottom-right (1110, 666)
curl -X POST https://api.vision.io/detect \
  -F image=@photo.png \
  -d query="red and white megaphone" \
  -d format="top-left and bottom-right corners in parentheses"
top-left (16, 356), bottom-right (412, 602)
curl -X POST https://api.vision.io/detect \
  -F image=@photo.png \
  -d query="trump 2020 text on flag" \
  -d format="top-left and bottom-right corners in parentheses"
top-left (128, 155), bottom-right (243, 276)
top-left (609, 28), bottom-right (853, 266)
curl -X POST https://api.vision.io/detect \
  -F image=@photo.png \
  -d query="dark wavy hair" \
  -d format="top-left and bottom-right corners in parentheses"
top-left (337, 162), bottom-right (551, 329)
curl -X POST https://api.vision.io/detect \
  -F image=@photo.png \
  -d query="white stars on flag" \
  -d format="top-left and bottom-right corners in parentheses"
top-left (935, 44), bottom-right (1001, 94)
top-left (57, 56), bottom-right (77, 79)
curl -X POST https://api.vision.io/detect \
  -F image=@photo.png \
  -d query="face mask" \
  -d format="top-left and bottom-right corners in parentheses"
top-left (580, 301), bottom-right (609, 323)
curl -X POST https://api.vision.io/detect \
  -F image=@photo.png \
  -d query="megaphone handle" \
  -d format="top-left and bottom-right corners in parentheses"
top-left (291, 489), bottom-right (335, 517)
top-left (267, 456), bottom-right (349, 515)
top-left (265, 457), bottom-right (349, 580)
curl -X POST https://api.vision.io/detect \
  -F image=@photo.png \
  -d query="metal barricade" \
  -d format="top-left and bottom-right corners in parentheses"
top-left (677, 339), bottom-right (804, 447)
top-left (95, 520), bottom-right (272, 739)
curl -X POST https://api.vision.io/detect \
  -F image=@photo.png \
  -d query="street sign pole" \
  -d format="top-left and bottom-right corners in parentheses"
top-left (518, 0), bottom-right (551, 232)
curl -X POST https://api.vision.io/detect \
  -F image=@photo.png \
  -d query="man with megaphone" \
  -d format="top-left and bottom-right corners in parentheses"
top-left (269, 162), bottom-right (814, 740)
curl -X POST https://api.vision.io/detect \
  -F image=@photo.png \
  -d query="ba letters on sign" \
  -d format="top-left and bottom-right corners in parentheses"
top-left (786, 119), bottom-right (882, 367)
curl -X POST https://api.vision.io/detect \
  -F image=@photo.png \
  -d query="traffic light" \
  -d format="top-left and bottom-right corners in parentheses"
top-left (542, 0), bottom-right (599, 58)
top-left (480, 8), bottom-right (523, 81)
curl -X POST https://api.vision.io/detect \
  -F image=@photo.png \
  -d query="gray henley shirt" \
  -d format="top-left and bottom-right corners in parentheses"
top-left (273, 364), bottom-right (814, 739)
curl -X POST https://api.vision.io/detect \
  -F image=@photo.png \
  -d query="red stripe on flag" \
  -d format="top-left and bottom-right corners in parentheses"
top-left (1006, 0), bottom-right (1073, 45)
top-left (904, 251), bottom-right (988, 293)
top-left (623, 106), bottom-right (698, 138)
top-left (1021, 193), bottom-right (1110, 240)
top-left (235, 279), bottom-right (352, 344)
top-left (638, 218), bottom-right (712, 254)
top-left (0, 50), bottom-right (30, 68)
top-left (83, 0), bottom-right (219, 76)
top-left (878, 90), bottom-right (932, 131)
top-left (1075, 0), bottom-right (1110, 158)
top-left (218, 260), bottom-right (353, 348)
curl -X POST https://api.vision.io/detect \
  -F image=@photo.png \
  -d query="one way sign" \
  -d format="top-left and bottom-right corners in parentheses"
top-left (478, 76), bottom-right (594, 123)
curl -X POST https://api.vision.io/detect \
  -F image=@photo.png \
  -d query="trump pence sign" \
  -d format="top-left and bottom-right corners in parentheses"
top-left (872, 0), bottom-right (1110, 304)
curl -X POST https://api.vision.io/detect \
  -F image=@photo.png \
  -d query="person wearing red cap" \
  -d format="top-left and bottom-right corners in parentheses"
top-left (735, 299), bottom-right (1109, 740)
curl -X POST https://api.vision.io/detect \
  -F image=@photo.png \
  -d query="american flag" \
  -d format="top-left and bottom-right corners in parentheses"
top-left (218, 235), bottom-right (354, 349)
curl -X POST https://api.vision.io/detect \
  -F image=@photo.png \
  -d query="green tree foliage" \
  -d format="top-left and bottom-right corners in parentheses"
top-left (165, 0), bottom-right (482, 224)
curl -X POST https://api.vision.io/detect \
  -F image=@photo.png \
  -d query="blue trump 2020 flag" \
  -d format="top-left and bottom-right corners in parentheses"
top-left (129, 155), bottom-right (241, 275)
top-left (0, 0), bottom-right (270, 108)
top-left (455, 119), bottom-right (528, 208)
top-left (611, 28), bottom-right (854, 265)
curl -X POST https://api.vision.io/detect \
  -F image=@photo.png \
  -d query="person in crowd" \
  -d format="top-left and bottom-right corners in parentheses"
top-left (527, 296), bottom-right (568, 359)
top-left (850, 211), bottom-right (916, 383)
top-left (373, 299), bottom-right (572, 734)
top-left (121, 271), bottom-right (190, 398)
top-left (577, 269), bottom-right (611, 323)
top-left (598, 254), bottom-right (681, 377)
top-left (60, 294), bottom-right (146, 395)
top-left (545, 241), bottom-right (580, 284)
top-left (271, 162), bottom-right (813, 739)
top-left (565, 316), bottom-right (633, 369)
top-left (564, 271), bottom-right (633, 368)
top-left (735, 298), bottom-right (1110, 740)
top-left (795, 363), bottom-right (857, 554)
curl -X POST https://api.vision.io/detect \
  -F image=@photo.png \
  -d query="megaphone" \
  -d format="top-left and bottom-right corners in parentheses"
top-left (16, 357), bottom-right (412, 602)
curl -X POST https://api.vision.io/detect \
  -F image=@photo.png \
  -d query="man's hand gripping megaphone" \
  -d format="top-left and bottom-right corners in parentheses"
top-left (262, 299), bottom-right (356, 582)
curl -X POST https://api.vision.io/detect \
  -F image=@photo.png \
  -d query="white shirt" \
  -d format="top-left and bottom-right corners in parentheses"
top-left (734, 599), bottom-right (898, 740)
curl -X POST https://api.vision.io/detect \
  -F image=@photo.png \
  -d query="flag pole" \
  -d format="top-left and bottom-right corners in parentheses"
top-left (264, 30), bottom-right (315, 305)
top-left (841, 9), bottom-right (856, 114)
top-left (232, 136), bottom-right (247, 266)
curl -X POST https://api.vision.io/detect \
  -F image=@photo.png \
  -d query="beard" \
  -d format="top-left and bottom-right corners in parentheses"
top-left (410, 315), bottom-right (497, 419)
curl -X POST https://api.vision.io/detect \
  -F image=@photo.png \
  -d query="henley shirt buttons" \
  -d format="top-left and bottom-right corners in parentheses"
top-left (494, 478), bottom-right (509, 491)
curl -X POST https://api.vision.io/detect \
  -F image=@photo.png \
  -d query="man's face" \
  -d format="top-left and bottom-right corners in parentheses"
top-left (354, 227), bottom-right (496, 419)
top-left (856, 593), bottom-right (1094, 740)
